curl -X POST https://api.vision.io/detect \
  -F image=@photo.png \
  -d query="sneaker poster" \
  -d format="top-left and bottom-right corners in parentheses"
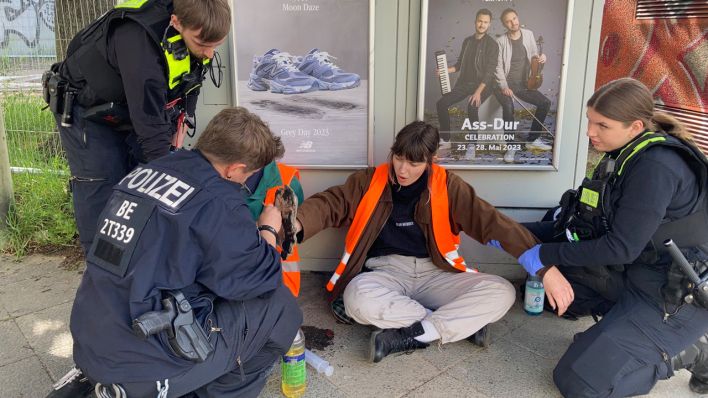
top-left (234, 0), bottom-right (370, 167)
top-left (418, 0), bottom-right (569, 168)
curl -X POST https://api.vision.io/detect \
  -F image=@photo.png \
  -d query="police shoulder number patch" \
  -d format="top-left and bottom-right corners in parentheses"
top-left (87, 191), bottom-right (155, 277)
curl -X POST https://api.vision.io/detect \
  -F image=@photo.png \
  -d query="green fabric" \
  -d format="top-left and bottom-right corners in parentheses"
top-left (245, 161), bottom-right (305, 221)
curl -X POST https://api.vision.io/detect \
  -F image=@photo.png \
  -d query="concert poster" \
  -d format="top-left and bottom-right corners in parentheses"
top-left (419, 0), bottom-right (569, 168)
top-left (233, 0), bottom-right (372, 168)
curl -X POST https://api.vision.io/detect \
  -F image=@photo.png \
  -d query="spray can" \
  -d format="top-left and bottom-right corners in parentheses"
top-left (281, 328), bottom-right (306, 397)
top-left (524, 274), bottom-right (545, 316)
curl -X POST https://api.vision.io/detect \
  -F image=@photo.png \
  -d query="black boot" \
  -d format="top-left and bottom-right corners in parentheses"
top-left (46, 367), bottom-right (93, 398)
top-left (672, 334), bottom-right (708, 394)
top-left (369, 322), bottom-right (430, 363)
top-left (466, 325), bottom-right (491, 348)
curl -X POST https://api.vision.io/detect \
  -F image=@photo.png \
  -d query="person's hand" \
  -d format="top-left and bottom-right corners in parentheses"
top-left (542, 266), bottom-right (574, 316)
top-left (469, 91), bottom-right (482, 107)
top-left (502, 88), bottom-right (514, 97)
top-left (518, 244), bottom-right (544, 275)
top-left (295, 219), bottom-right (302, 234)
top-left (258, 205), bottom-right (282, 232)
top-left (539, 54), bottom-right (547, 64)
top-left (486, 240), bottom-right (503, 250)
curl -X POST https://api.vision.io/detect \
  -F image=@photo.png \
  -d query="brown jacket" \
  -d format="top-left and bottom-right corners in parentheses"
top-left (297, 165), bottom-right (539, 300)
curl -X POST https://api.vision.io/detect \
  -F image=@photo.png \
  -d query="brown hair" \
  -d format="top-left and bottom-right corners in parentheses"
top-left (388, 121), bottom-right (439, 183)
top-left (500, 8), bottom-right (517, 22)
top-left (476, 8), bottom-right (493, 21)
top-left (173, 0), bottom-right (231, 42)
top-left (587, 77), bottom-right (693, 142)
top-left (195, 107), bottom-right (284, 171)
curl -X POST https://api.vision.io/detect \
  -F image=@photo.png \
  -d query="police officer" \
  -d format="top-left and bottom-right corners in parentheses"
top-left (519, 78), bottom-right (708, 396)
top-left (49, 107), bottom-right (302, 397)
top-left (46, 0), bottom-right (230, 253)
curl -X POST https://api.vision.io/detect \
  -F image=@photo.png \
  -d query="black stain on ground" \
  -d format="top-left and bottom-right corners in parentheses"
top-left (302, 325), bottom-right (335, 351)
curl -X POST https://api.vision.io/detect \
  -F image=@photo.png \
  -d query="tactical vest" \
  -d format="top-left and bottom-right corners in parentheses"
top-left (59, 0), bottom-right (208, 108)
top-left (563, 131), bottom-right (708, 253)
top-left (326, 163), bottom-right (477, 292)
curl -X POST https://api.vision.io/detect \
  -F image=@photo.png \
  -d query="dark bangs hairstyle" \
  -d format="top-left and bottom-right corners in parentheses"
top-left (388, 121), bottom-right (439, 183)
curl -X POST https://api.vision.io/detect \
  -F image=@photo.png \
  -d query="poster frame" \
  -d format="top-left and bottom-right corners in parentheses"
top-left (417, 0), bottom-right (576, 171)
top-left (229, 0), bottom-right (375, 169)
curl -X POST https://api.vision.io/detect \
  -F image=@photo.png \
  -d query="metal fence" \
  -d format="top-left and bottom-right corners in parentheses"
top-left (1, 0), bottom-right (115, 175)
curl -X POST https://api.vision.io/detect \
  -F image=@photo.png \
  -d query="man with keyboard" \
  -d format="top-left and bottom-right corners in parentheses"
top-left (435, 8), bottom-right (498, 149)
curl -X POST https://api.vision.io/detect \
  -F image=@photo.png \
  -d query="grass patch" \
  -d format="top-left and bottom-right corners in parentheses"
top-left (3, 92), bottom-right (60, 168)
top-left (2, 169), bottom-right (77, 256)
top-left (1, 92), bottom-right (78, 257)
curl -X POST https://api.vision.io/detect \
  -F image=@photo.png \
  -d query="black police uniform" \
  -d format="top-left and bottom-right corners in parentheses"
top-left (51, 0), bottom-right (208, 252)
top-left (526, 132), bottom-right (708, 396)
top-left (69, 149), bottom-right (302, 397)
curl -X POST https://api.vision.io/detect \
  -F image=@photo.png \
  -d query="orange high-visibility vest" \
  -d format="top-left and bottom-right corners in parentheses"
top-left (264, 163), bottom-right (301, 297)
top-left (326, 163), bottom-right (476, 291)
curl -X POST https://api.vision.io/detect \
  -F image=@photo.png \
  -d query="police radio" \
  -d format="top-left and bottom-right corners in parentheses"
top-left (162, 26), bottom-right (189, 61)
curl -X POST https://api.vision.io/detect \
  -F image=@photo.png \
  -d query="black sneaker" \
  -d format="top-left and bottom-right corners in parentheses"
top-left (466, 325), bottom-right (491, 348)
top-left (46, 367), bottom-right (93, 398)
top-left (369, 322), bottom-right (429, 363)
top-left (689, 335), bottom-right (708, 394)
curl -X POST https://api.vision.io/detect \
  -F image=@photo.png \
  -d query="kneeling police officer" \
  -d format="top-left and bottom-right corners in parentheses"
top-left (43, 0), bottom-right (230, 253)
top-left (520, 78), bottom-right (708, 396)
top-left (51, 107), bottom-right (302, 397)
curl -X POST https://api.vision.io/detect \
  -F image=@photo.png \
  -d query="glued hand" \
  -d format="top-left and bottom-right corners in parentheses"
top-left (542, 266), bottom-right (574, 316)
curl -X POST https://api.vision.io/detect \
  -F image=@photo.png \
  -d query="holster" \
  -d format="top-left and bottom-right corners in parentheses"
top-left (42, 68), bottom-right (67, 115)
top-left (167, 291), bottom-right (214, 362)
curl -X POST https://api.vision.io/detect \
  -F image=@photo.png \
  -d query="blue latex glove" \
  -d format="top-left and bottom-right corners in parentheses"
top-left (518, 244), bottom-right (544, 275)
top-left (486, 240), bottom-right (503, 250)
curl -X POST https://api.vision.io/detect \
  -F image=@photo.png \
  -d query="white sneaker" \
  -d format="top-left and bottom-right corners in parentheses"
top-left (439, 140), bottom-right (452, 150)
top-left (526, 138), bottom-right (552, 151)
top-left (503, 149), bottom-right (517, 163)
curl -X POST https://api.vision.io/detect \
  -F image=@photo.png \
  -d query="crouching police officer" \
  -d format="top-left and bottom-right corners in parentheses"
top-left (42, 0), bottom-right (230, 253)
top-left (51, 107), bottom-right (302, 397)
top-left (519, 78), bottom-right (708, 397)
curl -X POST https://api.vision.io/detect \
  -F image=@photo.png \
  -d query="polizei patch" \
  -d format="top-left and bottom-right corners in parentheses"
top-left (118, 166), bottom-right (197, 210)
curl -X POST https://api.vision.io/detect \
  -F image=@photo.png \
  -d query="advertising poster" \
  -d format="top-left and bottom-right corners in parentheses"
top-left (419, 0), bottom-right (569, 168)
top-left (233, 0), bottom-right (371, 167)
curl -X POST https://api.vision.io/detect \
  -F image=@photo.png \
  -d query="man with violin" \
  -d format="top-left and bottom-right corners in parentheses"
top-left (494, 8), bottom-right (552, 163)
top-left (435, 8), bottom-right (499, 151)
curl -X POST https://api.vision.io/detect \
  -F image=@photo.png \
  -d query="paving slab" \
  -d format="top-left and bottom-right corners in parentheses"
top-left (0, 267), bottom-right (81, 318)
top-left (0, 255), bottom-right (69, 287)
top-left (259, 361), bottom-right (348, 398)
top-left (504, 302), bottom-right (595, 361)
top-left (0, 356), bottom-right (54, 398)
top-left (293, 300), bottom-right (441, 398)
top-left (0, 302), bottom-right (9, 321)
top-left (0, 319), bottom-right (34, 367)
top-left (447, 337), bottom-right (561, 398)
top-left (15, 302), bottom-right (74, 381)
top-left (404, 373), bottom-right (490, 398)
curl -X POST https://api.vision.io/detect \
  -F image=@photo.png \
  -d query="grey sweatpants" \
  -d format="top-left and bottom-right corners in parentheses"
top-left (342, 254), bottom-right (515, 343)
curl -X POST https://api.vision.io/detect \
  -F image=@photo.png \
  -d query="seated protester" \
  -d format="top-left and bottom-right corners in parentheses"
top-left (518, 78), bottom-right (708, 396)
top-left (59, 107), bottom-right (302, 398)
top-left (293, 121), bottom-right (574, 362)
top-left (243, 161), bottom-right (305, 296)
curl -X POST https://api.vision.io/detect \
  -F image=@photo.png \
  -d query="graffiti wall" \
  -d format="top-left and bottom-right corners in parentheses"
top-left (596, 0), bottom-right (707, 114)
top-left (1, 0), bottom-right (55, 57)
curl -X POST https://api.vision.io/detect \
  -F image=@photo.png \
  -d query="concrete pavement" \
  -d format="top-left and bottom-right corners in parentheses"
top-left (0, 254), bottom-right (702, 397)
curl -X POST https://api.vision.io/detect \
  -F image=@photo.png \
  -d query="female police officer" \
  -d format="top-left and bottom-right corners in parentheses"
top-left (519, 78), bottom-right (708, 396)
